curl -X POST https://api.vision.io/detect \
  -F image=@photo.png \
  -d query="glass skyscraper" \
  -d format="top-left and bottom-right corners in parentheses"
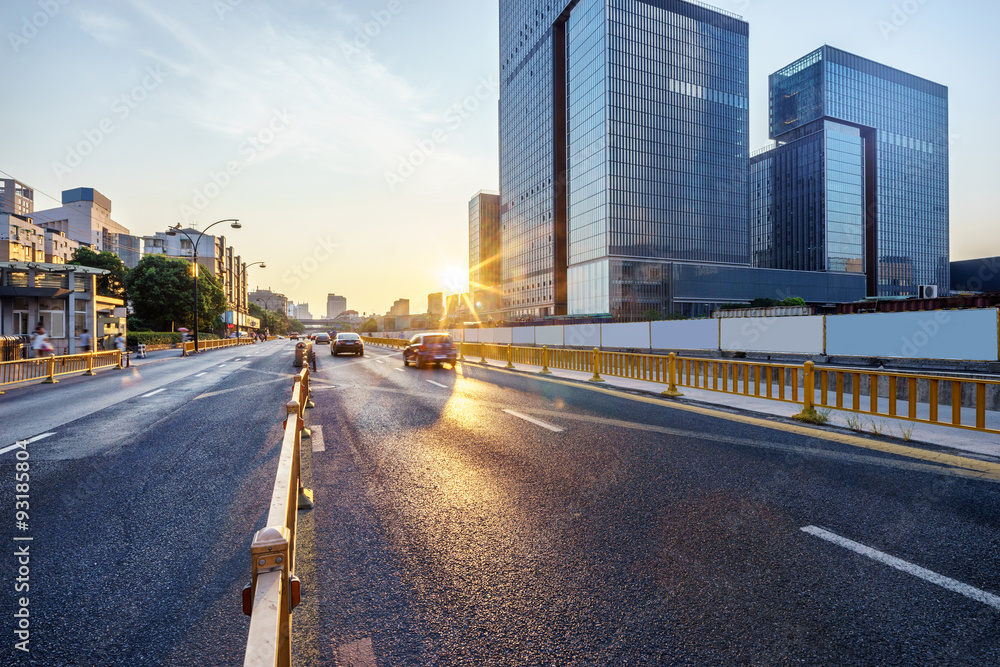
top-left (751, 119), bottom-right (866, 275)
top-left (500, 0), bottom-right (750, 319)
top-left (468, 191), bottom-right (502, 318)
top-left (765, 46), bottom-right (949, 297)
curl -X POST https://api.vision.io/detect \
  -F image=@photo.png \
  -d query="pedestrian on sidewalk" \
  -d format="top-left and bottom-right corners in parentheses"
top-left (78, 329), bottom-right (92, 353)
top-left (31, 326), bottom-right (53, 358)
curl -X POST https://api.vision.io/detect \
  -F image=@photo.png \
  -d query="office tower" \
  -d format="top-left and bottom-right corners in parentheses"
top-left (327, 294), bottom-right (347, 319)
top-left (764, 45), bottom-right (949, 296)
top-left (750, 119), bottom-right (866, 275)
top-left (469, 190), bottom-right (501, 318)
top-left (500, 0), bottom-right (751, 319)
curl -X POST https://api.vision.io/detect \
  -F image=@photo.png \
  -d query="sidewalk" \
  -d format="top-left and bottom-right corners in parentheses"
top-left (456, 352), bottom-right (1000, 461)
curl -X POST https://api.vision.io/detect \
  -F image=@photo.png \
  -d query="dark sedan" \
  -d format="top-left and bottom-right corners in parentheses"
top-left (332, 332), bottom-right (364, 356)
top-left (403, 333), bottom-right (457, 369)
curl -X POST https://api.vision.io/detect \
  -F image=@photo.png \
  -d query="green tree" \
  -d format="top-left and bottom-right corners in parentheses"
top-left (126, 255), bottom-right (227, 331)
top-left (69, 247), bottom-right (129, 298)
top-left (359, 318), bottom-right (378, 333)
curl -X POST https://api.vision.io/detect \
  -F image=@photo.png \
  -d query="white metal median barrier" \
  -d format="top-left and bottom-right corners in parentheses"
top-left (243, 366), bottom-right (314, 667)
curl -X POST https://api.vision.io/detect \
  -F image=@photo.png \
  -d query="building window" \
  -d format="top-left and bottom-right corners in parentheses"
top-left (38, 298), bottom-right (66, 338)
top-left (13, 297), bottom-right (29, 335)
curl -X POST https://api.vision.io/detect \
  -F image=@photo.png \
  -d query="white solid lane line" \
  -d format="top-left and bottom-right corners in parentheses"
top-left (142, 388), bottom-right (167, 398)
top-left (801, 526), bottom-right (1000, 611)
top-left (0, 432), bottom-right (56, 455)
top-left (502, 409), bottom-right (565, 433)
top-left (427, 380), bottom-right (449, 389)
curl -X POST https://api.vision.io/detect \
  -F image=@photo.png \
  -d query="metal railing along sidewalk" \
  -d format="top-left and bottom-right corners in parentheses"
top-left (242, 364), bottom-right (315, 667)
top-left (0, 350), bottom-right (123, 392)
top-left (362, 337), bottom-right (1000, 435)
top-left (182, 337), bottom-right (256, 355)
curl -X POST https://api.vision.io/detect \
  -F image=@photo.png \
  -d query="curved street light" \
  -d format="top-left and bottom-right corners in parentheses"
top-left (165, 219), bottom-right (240, 352)
top-left (239, 261), bottom-right (266, 336)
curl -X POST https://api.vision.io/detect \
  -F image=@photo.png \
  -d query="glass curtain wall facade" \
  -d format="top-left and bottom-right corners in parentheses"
top-left (500, 0), bottom-right (750, 320)
top-left (769, 46), bottom-right (949, 296)
top-left (469, 191), bottom-right (502, 317)
top-left (499, 0), bottom-right (563, 319)
top-left (751, 119), bottom-right (865, 274)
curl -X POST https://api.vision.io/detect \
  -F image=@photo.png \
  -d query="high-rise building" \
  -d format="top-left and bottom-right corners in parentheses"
top-left (469, 190), bottom-right (501, 318)
top-left (428, 292), bottom-right (445, 320)
top-left (501, 0), bottom-right (751, 319)
top-left (762, 46), bottom-right (949, 296)
top-left (0, 179), bottom-right (34, 217)
top-left (750, 119), bottom-right (866, 275)
top-left (327, 294), bottom-right (347, 319)
top-left (30, 188), bottom-right (142, 268)
top-left (294, 303), bottom-right (312, 321)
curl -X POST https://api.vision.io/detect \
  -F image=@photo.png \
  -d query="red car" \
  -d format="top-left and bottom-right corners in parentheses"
top-left (403, 333), bottom-right (457, 369)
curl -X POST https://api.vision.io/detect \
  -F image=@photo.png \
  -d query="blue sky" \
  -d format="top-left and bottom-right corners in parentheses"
top-left (1, 0), bottom-right (996, 315)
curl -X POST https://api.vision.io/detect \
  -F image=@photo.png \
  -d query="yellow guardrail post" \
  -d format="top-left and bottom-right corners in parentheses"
top-left (540, 345), bottom-right (552, 375)
top-left (588, 347), bottom-right (605, 383)
top-left (662, 352), bottom-right (683, 397)
top-left (794, 360), bottom-right (819, 421)
top-left (84, 351), bottom-right (96, 376)
top-left (42, 355), bottom-right (58, 384)
top-left (458, 342), bottom-right (466, 362)
top-left (506, 343), bottom-right (515, 369)
top-left (480, 343), bottom-right (487, 365)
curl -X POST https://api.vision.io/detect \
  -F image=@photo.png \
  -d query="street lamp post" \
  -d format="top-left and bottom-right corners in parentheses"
top-left (165, 219), bottom-right (241, 353)
top-left (239, 261), bottom-right (266, 336)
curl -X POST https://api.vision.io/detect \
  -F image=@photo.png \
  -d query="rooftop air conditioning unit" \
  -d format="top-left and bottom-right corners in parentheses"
top-left (918, 285), bottom-right (939, 299)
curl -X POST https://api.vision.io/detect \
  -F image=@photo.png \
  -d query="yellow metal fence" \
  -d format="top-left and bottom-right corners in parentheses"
top-left (182, 337), bottom-right (256, 355)
top-left (242, 365), bottom-right (314, 667)
top-left (0, 350), bottom-right (122, 388)
top-left (362, 337), bottom-right (1000, 435)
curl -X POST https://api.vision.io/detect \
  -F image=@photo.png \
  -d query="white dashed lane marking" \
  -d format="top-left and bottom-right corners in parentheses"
top-left (0, 433), bottom-right (56, 455)
top-left (502, 409), bottom-right (565, 433)
top-left (801, 526), bottom-right (1000, 611)
top-left (142, 388), bottom-right (167, 398)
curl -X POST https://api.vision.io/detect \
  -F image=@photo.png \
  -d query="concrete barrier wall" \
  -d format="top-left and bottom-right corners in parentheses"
top-left (826, 309), bottom-right (999, 361)
top-left (721, 316), bottom-right (825, 355)
top-left (494, 328), bottom-right (513, 345)
top-left (535, 326), bottom-right (564, 346)
top-left (650, 319), bottom-right (719, 351)
top-left (464, 329), bottom-right (479, 343)
top-left (564, 323), bottom-right (602, 348)
top-left (601, 322), bottom-right (651, 349)
top-left (512, 328), bottom-right (534, 345)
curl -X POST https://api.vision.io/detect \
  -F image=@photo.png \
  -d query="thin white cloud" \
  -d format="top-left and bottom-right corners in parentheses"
top-left (73, 8), bottom-right (132, 46)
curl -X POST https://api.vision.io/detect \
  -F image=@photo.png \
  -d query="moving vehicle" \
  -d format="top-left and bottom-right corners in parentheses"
top-left (315, 332), bottom-right (331, 345)
top-left (289, 332), bottom-right (300, 340)
top-left (403, 333), bottom-right (457, 369)
top-left (333, 332), bottom-right (364, 356)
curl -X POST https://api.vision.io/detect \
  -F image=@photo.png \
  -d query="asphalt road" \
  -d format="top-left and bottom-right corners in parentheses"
top-left (0, 340), bottom-right (297, 666)
top-left (0, 340), bottom-right (997, 665)
top-left (297, 344), bottom-right (1000, 666)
